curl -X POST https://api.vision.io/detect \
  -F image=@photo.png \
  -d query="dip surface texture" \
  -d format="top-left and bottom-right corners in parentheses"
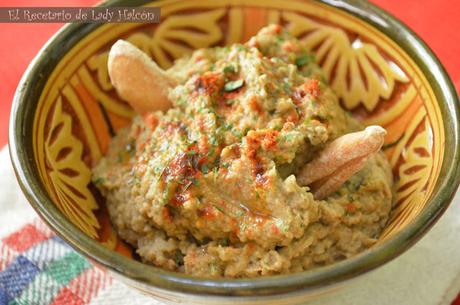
top-left (93, 25), bottom-right (393, 278)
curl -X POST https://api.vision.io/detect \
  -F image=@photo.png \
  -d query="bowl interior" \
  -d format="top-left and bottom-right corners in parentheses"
top-left (15, 0), bottom-right (455, 294)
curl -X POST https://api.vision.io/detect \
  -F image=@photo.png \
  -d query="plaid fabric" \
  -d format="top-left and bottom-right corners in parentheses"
top-left (0, 219), bottom-right (112, 305)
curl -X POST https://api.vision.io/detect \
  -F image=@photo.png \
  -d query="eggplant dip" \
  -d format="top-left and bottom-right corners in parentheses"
top-left (92, 25), bottom-right (393, 278)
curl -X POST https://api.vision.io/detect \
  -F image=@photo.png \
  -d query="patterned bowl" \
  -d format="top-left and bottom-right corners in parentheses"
top-left (9, 0), bottom-right (460, 304)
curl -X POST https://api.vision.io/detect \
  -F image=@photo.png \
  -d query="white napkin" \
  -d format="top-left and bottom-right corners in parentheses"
top-left (1, 146), bottom-right (459, 305)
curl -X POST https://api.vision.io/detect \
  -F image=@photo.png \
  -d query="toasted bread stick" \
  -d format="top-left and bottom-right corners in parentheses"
top-left (108, 40), bottom-right (176, 114)
top-left (297, 125), bottom-right (386, 199)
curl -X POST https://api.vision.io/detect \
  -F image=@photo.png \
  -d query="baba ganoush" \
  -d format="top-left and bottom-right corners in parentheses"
top-left (92, 25), bottom-right (393, 278)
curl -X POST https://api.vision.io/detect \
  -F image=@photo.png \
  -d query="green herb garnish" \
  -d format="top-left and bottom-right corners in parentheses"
top-left (218, 238), bottom-right (229, 247)
top-left (224, 79), bottom-right (244, 92)
top-left (224, 122), bottom-right (233, 130)
top-left (191, 177), bottom-right (200, 186)
top-left (232, 129), bottom-right (243, 139)
top-left (176, 98), bottom-right (186, 106)
top-left (284, 133), bottom-right (295, 141)
top-left (223, 65), bottom-right (236, 74)
top-left (116, 152), bottom-right (124, 163)
top-left (174, 250), bottom-right (184, 265)
top-left (201, 163), bottom-right (209, 174)
top-left (93, 177), bottom-right (105, 185)
top-left (213, 204), bottom-right (226, 214)
top-left (207, 147), bottom-right (216, 157)
top-left (295, 54), bottom-right (314, 67)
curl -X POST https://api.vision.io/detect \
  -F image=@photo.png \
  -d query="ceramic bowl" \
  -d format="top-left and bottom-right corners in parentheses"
top-left (9, 0), bottom-right (460, 304)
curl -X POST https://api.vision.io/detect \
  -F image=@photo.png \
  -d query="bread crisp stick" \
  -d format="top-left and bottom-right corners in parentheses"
top-left (108, 40), bottom-right (176, 114)
top-left (297, 125), bottom-right (386, 199)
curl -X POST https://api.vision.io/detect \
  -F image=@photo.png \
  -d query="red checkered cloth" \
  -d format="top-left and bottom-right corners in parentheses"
top-left (0, 219), bottom-right (112, 305)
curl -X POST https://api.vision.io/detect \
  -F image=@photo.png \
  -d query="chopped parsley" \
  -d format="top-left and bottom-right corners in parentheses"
top-left (116, 152), bottom-right (124, 163)
top-left (284, 133), bottom-right (295, 141)
top-left (282, 81), bottom-right (291, 93)
top-left (191, 177), bottom-right (200, 186)
top-left (93, 177), bottom-right (105, 185)
top-left (232, 129), bottom-right (243, 139)
top-left (275, 218), bottom-right (289, 233)
top-left (174, 250), bottom-right (184, 265)
top-left (218, 238), bottom-right (229, 247)
top-left (201, 163), bottom-right (209, 174)
top-left (224, 79), bottom-right (244, 92)
top-left (207, 146), bottom-right (216, 157)
top-left (187, 149), bottom-right (197, 156)
top-left (223, 65), bottom-right (236, 74)
top-left (213, 204), bottom-right (226, 214)
top-left (176, 98), bottom-right (186, 106)
top-left (295, 54), bottom-right (315, 67)
top-left (224, 122), bottom-right (233, 130)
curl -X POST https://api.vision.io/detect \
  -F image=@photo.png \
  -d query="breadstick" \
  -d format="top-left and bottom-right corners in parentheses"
top-left (297, 126), bottom-right (386, 199)
top-left (108, 40), bottom-right (176, 114)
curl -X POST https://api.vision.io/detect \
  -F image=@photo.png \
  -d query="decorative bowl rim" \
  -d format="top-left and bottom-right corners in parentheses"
top-left (8, 0), bottom-right (460, 297)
